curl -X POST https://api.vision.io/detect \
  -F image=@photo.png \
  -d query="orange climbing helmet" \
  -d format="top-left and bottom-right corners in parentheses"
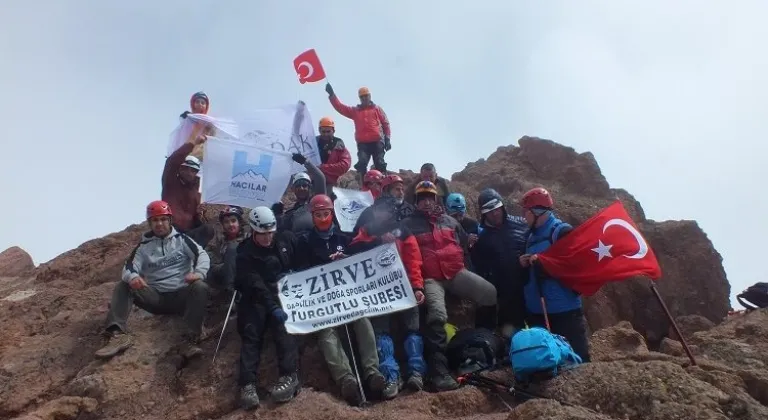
top-left (364, 170), bottom-right (384, 185)
top-left (358, 87), bottom-right (371, 96)
top-left (319, 116), bottom-right (335, 129)
top-left (521, 187), bottom-right (554, 210)
top-left (382, 174), bottom-right (404, 188)
top-left (414, 181), bottom-right (438, 197)
top-left (146, 200), bottom-right (172, 219)
top-left (309, 194), bottom-right (334, 213)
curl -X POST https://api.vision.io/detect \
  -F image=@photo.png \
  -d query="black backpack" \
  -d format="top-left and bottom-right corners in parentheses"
top-left (737, 282), bottom-right (768, 310)
top-left (446, 327), bottom-right (506, 375)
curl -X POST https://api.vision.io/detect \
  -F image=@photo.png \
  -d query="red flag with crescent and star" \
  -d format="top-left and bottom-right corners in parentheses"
top-left (535, 200), bottom-right (662, 297)
top-left (293, 49), bottom-right (326, 84)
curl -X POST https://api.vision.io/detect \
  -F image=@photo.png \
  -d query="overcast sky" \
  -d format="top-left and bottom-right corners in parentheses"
top-left (1, 1), bottom-right (765, 306)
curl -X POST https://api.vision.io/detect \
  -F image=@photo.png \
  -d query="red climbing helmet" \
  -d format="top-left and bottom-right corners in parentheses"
top-left (521, 187), bottom-right (554, 210)
top-left (146, 200), bottom-right (173, 219)
top-left (364, 170), bottom-right (384, 185)
top-left (309, 194), bottom-right (334, 213)
top-left (382, 174), bottom-right (404, 189)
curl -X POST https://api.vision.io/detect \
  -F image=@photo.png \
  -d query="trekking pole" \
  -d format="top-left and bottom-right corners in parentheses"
top-left (344, 323), bottom-right (368, 406)
top-left (212, 291), bottom-right (237, 364)
top-left (649, 281), bottom-right (697, 366)
top-left (532, 262), bottom-right (551, 331)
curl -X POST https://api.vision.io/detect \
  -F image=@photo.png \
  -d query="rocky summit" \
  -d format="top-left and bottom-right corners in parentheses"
top-left (1, 137), bottom-right (759, 420)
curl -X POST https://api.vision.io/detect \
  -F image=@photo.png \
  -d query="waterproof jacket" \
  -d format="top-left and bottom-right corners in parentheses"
top-left (235, 231), bottom-right (300, 312)
top-left (296, 227), bottom-right (352, 269)
top-left (352, 200), bottom-right (415, 237)
top-left (162, 142), bottom-right (202, 232)
top-left (206, 226), bottom-right (249, 266)
top-left (348, 222), bottom-right (424, 291)
top-left (277, 161), bottom-right (327, 234)
top-left (329, 96), bottom-right (391, 144)
top-left (316, 136), bottom-right (351, 186)
top-left (525, 214), bottom-right (580, 314)
top-left (404, 177), bottom-right (452, 207)
top-left (122, 228), bottom-right (210, 293)
top-left (402, 210), bottom-right (468, 281)
top-left (458, 216), bottom-right (481, 235)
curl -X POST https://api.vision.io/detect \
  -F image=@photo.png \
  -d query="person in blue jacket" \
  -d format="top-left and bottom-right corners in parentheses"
top-left (471, 188), bottom-right (529, 337)
top-left (518, 187), bottom-right (591, 362)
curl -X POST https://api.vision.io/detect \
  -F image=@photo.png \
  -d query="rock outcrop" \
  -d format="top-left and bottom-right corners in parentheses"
top-left (0, 246), bottom-right (35, 277)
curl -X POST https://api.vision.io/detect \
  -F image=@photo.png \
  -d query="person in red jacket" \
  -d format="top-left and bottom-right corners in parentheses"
top-left (161, 135), bottom-right (214, 248)
top-left (316, 116), bottom-right (351, 191)
top-left (361, 169), bottom-right (384, 200)
top-left (347, 195), bottom-right (427, 399)
top-left (324, 83), bottom-right (390, 180)
top-left (401, 181), bottom-right (497, 392)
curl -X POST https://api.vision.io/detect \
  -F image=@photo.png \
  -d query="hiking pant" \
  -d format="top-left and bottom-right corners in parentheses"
top-left (527, 309), bottom-right (591, 363)
top-left (105, 280), bottom-right (208, 337)
top-left (180, 223), bottom-right (215, 249)
top-left (371, 306), bottom-right (426, 380)
top-left (423, 269), bottom-right (497, 357)
top-left (206, 242), bottom-right (238, 291)
top-left (237, 301), bottom-right (298, 386)
top-left (354, 142), bottom-right (386, 176)
top-left (317, 318), bottom-right (379, 384)
top-left (475, 292), bottom-right (527, 333)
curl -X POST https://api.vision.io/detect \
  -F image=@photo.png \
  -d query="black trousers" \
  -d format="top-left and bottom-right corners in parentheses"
top-left (237, 302), bottom-right (299, 386)
top-left (527, 309), bottom-right (591, 363)
top-left (354, 142), bottom-right (387, 175)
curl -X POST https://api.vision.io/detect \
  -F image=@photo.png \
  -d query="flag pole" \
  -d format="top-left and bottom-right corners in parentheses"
top-left (648, 280), bottom-right (697, 366)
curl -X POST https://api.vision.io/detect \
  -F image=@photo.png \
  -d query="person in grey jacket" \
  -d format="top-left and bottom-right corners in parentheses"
top-left (95, 200), bottom-right (211, 361)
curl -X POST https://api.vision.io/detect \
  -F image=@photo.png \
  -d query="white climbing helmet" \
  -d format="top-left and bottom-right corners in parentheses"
top-left (248, 206), bottom-right (277, 233)
top-left (292, 172), bottom-right (311, 185)
top-left (181, 155), bottom-right (201, 171)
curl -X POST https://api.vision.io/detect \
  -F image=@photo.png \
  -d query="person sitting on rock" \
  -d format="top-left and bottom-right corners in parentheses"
top-left (95, 200), bottom-right (211, 361)
top-left (235, 206), bottom-right (302, 410)
top-left (206, 206), bottom-right (248, 294)
top-left (272, 153), bottom-right (327, 234)
top-left (352, 173), bottom-right (414, 236)
top-left (402, 181), bottom-right (497, 391)
top-left (361, 169), bottom-right (384, 200)
top-left (295, 194), bottom-right (386, 406)
top-left (316, 116), bottom-right (352, 191)
top-left (348, 195), bottom-right (427, 399)
top-left (404, 163), bottom-right (452, 208)
top-left (471, 188), bottom-right (529, 337)
top-left (518, 187), bottom-right (591, 362)
top-left (162, 135), bottom-right (215, 248)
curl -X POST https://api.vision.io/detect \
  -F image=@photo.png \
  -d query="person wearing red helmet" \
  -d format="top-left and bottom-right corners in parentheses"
top-left (206, 206), bottom-right (249, 293)
top-left (518, 187), bottom-right (590, 362)
top-left (352, 173), bottom-right (414, 236)
top-left (402, 181), bottom-right (496, 391)
top-left (179, 91), bottom-right (215, 160)
top-left (95, 200), bottom-right (211, 362)
top-left (316, 117), bottom-right (352, 190)
top-left (273, 154), bottom-right (327, 234)
top-left (404, 163), bottom-right (452, 209)
top-left (294, 195), bottom-right (386, 406)
top-left (361, 169), bottom-right (384, 200)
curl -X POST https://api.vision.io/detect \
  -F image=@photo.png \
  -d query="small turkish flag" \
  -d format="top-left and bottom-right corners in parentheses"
top-left (293, 49), bottom-right (326, 84)
top-left (536, 200), bottom-right (662, 296)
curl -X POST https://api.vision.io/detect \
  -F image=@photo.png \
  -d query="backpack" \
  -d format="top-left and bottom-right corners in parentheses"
top-left (446, 327), bottom-right (505, 375)
top-left (737, 282), bottom-right (768, 310)
top-left (509, 327), bottom-right (582, 383)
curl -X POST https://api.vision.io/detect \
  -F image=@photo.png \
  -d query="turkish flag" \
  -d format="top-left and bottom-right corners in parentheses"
top-left (535, 200), bottom-right (662, 296)
top-left (293, 49), bottom-right (326, 84)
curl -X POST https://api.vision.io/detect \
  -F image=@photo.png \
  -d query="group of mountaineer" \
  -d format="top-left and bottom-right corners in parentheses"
top-left (92, 87), bottom-right (592, 411)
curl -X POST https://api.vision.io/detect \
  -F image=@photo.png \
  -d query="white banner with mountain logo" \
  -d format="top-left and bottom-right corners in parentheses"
top-left (332, 187), bottom-right (374, 232)
top-left (277, 243), bottom-right (417, 334)
top-left (201, 137), bottom-right (295, 207)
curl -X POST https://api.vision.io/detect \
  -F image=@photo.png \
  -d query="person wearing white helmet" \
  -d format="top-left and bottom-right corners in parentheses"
top-left (234, 206), bottom-right (302, 410)
top-left (272, 152), bottom-right (327, 234)
top-left (161, 134), bottom-right (214, 248)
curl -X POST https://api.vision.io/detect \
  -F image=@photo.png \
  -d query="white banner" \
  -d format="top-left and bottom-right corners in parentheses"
top-left (332, 187), bottom-right (374, 232)
top-left (278, 243), bottom-right (417, 334)
top-left (201, 137), bottom-right (294, 208)
top-left (167, 114), bottom-right (239, 158)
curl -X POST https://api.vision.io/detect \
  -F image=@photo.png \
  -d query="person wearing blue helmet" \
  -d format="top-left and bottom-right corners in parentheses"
top-left (445, 193), bottom-right (481, 248)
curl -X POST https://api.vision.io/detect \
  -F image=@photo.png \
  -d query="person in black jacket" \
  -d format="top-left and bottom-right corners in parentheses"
top-left (352, 173), bottom-right (414, 236)
top-left (471, 188), bottom-right (529, 338)
top-left (234, 206), bottom-right (301, 411)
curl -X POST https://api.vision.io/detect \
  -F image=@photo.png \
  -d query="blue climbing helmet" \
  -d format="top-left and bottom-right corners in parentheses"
top-left (446, 193), bottom-right (467, 216)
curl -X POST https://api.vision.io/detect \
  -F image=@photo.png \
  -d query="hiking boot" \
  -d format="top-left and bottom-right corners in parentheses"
top-left (240, 383), bottom-right (260, 410)
top-left (381, 380), bottom-right (399, 400)
top-left (339, 375), bottom-right (362, 406)
top-left (365, 371), bottom-right (386, 397)
top-left (94, 330), bottom-right (134, 360)
top-left (270, 372), bottom-right (300, 403)
top-left (179, 335), bottom-right (203, 359)
top-left (430, 372), bottom-right (459, 392)
top-left (405, 372), bottom-right (424, 391)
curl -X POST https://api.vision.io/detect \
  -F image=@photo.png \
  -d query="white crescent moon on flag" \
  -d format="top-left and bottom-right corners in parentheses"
top-left (603, 218), bottom-right (648, 259)
top-left (298, 61), bottom-right (314, 80)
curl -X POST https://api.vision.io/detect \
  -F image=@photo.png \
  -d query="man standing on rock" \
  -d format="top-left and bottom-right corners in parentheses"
top-left (95, 200), bottom-right (211, 361)
top-left (352, 173), bottom-right (414, 236)
top-left (404, 163), bottom-right (452, 208)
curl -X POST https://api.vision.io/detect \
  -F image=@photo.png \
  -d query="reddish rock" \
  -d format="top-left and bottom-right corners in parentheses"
top-left (0, 246), bottom-right (35, 277)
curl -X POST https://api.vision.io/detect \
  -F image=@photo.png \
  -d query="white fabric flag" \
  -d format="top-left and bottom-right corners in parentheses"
top-left (277, 243), bottom-right (417, 334)
top-left (332, 187), bottom-right (374, 232)
top-left (167, 114), bottom-right (239, 157)
top-left (201, 137), bottom-right (294, 208)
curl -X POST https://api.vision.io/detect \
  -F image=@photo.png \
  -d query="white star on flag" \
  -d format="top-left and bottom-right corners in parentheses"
top-left (591, 240), bottom-right (613, 262)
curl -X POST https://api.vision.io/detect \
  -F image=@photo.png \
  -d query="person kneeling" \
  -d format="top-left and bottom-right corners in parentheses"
top-left (235, 207), bottom-right (301, 410)
top-left (348, 196), bottom-right (428, 399)
top-left (297, 195), bottom-right (386, 406)
top-left (95, 200), bottom-right (211, 361)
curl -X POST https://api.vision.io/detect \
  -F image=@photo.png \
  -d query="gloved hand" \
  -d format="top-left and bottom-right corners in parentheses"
top-left (272, 308), bottom-right (288, 323)
top-left (271, 202), bottom-right (284, 215)
top-left (180, 111), bottom-right (190, 119)
top-left (384, 137), bottom-right (391, 151)
top-left (292, 153), bottom-right (307, 165)
top-left (325, 83), bottom-right (334, 96)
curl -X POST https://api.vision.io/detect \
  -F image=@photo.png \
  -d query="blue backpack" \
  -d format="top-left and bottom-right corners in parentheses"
top-left (509, 327), bottom-right (582, 382)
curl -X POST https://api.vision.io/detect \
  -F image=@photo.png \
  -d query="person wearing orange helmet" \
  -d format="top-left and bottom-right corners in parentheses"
top-left (518, 187), bottom-right (590, 362)
top-left (316, 116), bottom-right (352, 190)
top-left (352, 173), bottom-right (414, 236)
top-left (401, 181), bottom-right (496, 392)
top-left (95, 200), bottom-right (211, 362)
top-left (404, 163), bottom-right (452, 208)
top-left (294, 195), bottom-right (386, 406)
top-left (361, 169), bottom-right (384, 200)
top-left (324, 83), bottom-right (391, 179)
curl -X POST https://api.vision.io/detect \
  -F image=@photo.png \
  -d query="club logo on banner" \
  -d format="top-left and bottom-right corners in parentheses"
top-left (277, 243), bottom-right (417, 334)
top-left (332, 187), bottom-right (374, 232)
top-left (201, 137), bottom-right (294, 208)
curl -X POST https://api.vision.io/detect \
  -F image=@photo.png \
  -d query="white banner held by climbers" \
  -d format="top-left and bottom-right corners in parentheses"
top-left (277, 243), bottom-right (417, 334)
top-left (332, 187), bottom-right (374, 232)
